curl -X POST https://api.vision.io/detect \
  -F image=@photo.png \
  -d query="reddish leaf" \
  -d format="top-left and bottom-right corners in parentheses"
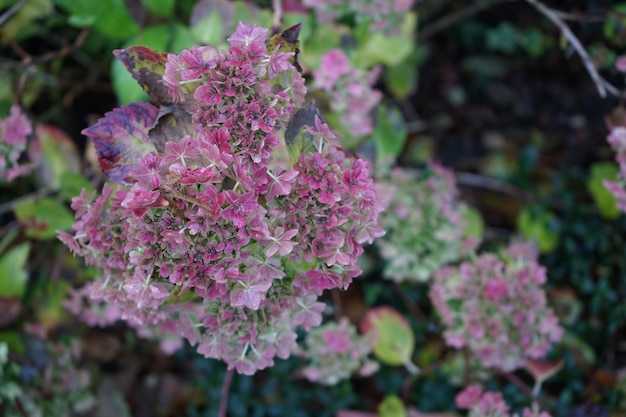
top-left (526, 358), bottom-right (564, 383)
top-left (113, 46), bottom-right (171, 105)
top-left (82, 102), bottom-right (159, 185)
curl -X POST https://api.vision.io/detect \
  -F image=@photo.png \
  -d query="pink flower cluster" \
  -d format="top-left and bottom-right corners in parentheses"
top-left (429, 242), bottom-right (563, 372)
top-left (59, 23), bottom-right (384, 375)
top-left (298, 317), bottom-right (378, 385)
top-left (313, 49), bottom-right (382, 137)
top-left (301, 0), bottom-right (414, 33)
top-left (0, 105), bottom-right (34, 182)
top-left (375, 164), bottom-right (477, 282)
top-left (604, 126), bottom-right (626, 213)
top-left (456, 385), bottom-right (551, 417)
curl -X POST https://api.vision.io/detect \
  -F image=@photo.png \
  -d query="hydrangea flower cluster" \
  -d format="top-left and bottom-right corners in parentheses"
top-left (301, 0), bottom-right (414, 33)
top-left (0, 105), bottom-right (33, 182)
top-left (375, 164), bottom-right (477, 283)
top-left (297, 317), bottom-right (378, 385)
top-left (604, 125), bottom-right (626, 213)
top-left (313, 49), bottom-right (382, 137)
top-left (59, 23), bottom-right (384, 375)
top-left (429, 242), bottom-right (563, 372)
top-left (456, 385), bottom-right (551, 417)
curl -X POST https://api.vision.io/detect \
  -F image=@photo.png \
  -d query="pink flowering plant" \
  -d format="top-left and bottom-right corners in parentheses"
top-left (301, 0), bottom-right (414, 34)
top-left (0, 105), bottom-right (34, 182)
top-left (429, 242), bottom-right (563, 372)
top-left (297, 317), bottom-right (378, 385)
top-left (456, 385), bottom-right (551, 417)
top-left (313, 49), bottom-right (382, 137)
top-left (375, 164), bottom-right (477, 282)
top-left (604, 123), bottom-right (626, 213)
top-left (58, 22), bottom-right (384, 375)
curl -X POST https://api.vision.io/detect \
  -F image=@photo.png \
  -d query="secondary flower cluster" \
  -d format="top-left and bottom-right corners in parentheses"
top-left (301, 0), bottom-right (414, 33)
top-left (429, 242), bottom-right (563, 372)
top-left (298, 317), bottom-right (378, 385)
top-left (0, 105), bottom-right (33, 182)
top-left (604, 125), bottom-right (626, 213)
top-left (456, 385), bottom-right (551, 417)
top-left (375, 164), bottom-right (477, 282)
top-left (313, 49), bottom-right (382, 137)
top-left (59, 23), bottom-right (384, 374)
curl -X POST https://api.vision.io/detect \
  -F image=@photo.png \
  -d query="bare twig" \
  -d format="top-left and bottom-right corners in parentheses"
top-left (524, 0), bottom-right (623, 99)
top-left (0, 188), bottom-right (52, 216)
top-left (0, 27), bottom-right (90, 70)
top-left (218, 368), bottom-right (235, 417)
top-left (0, 0), bottom-right (28, 26)
top-left (552, 10), bottom-right (607, 22)
top-left (455, 172), bottom-right (532, 201)
top-left (419, 0), bottom-right (515, 41)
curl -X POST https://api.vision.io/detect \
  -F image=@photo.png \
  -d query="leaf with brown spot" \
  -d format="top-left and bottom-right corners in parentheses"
top-left (113, 46), bottom-right (171, 105)
top-left (82, 102), bottom-right (159, 184)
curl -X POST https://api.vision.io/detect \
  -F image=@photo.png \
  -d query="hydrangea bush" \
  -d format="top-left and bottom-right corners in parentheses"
top-left (604, 125), bottom-right (626, 212)
top-left (0, 105), bottom-right (33, 182)
top-left (313, 49), bottom-right (382, 137)
top-left (298, 317), bottom-right (378, 385)
top-left (456, 385), bottom-right (551, 417)
top-left (429, 242), bottom-right (563, 372)
top-left (58, 22), bottom-right (384, 375)
top-left (375, 164), bottom-right (476, 282)
top-left (301, 0), bottom-right (414, 33)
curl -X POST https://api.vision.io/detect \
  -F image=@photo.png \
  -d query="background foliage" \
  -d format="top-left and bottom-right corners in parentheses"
top-left (1, 0), bottom-right (625, 416)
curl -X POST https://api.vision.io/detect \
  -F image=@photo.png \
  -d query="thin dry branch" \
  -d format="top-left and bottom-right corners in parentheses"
top-left (419, 0), bottom-right (515, 41)
top-left (0, 0), bottom-right (28, 26)
top-left (524, 0), bottom-right (624, 99)
top-left (0, 27), bottom-right (90, 70)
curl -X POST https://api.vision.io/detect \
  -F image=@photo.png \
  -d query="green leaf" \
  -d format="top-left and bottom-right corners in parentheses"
top-left (112, 59), bottom-right (149, 105)
top-left (141, 0), bottom-right (175, 17)
top-left (461, 205), bottom-right (484, 240)
top-left (191, 9), bottom-right (225, 45)
top-left (2, 0), bottom-right (53, 41)
top-left (353, 12), bottom-right (416, 68)
top-left (0, 243), bottom-right (30, 298)
top-left (169, 23), bottom-right (196, 53)
top-left (374, 104), bottom-right (407, 162)
top-left (361, 306), bottom-right (414, 367)
top-left (300, 25), bottom-right (342, 70)
top-left (604, 4), bottom-right (626, 44)
top-left (56, 0), bottom-right (138, 39)
top-left (378, 395), bottom-right (406, 417)
top-left (113, 38), bottom-right (169, 105)
top-left (587, 162), bottom-right (621, 220)
top-left (561, 330), bottom-right (595, 365)
top-left (67, 13), bottom-right (96, 27)
top-left (13, 197), bottom-right (75, 240)
top-left (59, 171), bottom-right (94, 201)
top-left (34, 124), bottom-right (81, 190)
top-left (0, 331), bottom-right (25, 356)
top-left (517, 206), bottom-right (560, 253)
top-left (486, 22), bottom-right (519, 55)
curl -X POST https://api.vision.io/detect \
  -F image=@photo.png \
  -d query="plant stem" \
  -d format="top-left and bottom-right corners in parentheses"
top-left (218, 368), bottom-right (235, 417)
